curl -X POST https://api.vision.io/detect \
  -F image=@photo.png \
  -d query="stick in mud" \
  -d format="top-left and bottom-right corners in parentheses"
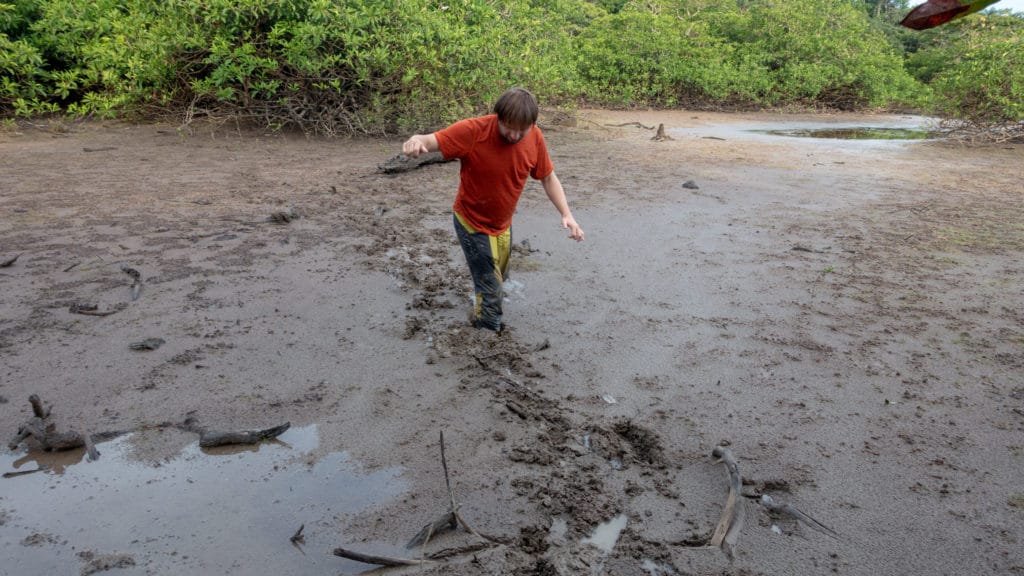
top-left (651, 123), bottom-right (674, 141)
top-left (120, 265), bottom-right (142, 301)
top-left (29, 394), bottom-right (50, 418)
top-left (9, 394), bottom-right (86, 452)
top-left (69, 302), bottom-right (128, 316)
top-left (332, 547), bottom-right (433, 567)
top-left (289, 524), bottom-right (306, 554)
top-left (710, 446), bottom-right (745, 560)
top-left (605, 121), bottom-right (655, 130)
top-left (407, 430), bottom-right (462, 549)
top-left (198, 422), bottom-right (290, 448)
top-left (341, 431), bottom-right (505, 568)
top-left (84, 432), bottom-right (100, 462)
top-left (378, 151), bottom-right (449, 174)
top-left (3, 466), bottom-right (49, 479)
top-left (439, 431), bottom-right (493, 543)
top-left (760, 494), bottom-right (839, 539)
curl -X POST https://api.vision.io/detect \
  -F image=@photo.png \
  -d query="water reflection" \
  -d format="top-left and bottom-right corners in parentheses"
top-left (753, 127), bottom-right (940, 140)
top-left (0, 425), bottom-right (407, 575)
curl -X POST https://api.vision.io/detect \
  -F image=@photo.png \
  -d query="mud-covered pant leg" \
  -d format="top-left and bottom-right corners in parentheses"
top-left (453, 214), bottom-right (510, 331)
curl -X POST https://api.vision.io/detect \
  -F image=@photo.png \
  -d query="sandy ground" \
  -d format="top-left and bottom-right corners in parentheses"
top-left (1, 109), bottom-right (1022, 576)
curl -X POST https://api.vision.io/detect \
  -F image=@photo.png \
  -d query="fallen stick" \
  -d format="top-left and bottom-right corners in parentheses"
top-left (17, 422), bottom-right (85, 451)
top-left (604, 122), bottom-right (655, 130)
top-left (3, 466), bottom-right (49, 479)
top-left (129, 338), bottom-right (165, 351)
top-left (760, 494), bottom-right (838, 539)
top-left (9, 395), bottom-right (86, 452)
top-left (378, 151), bottom-right (449, 174)
top-left (332, 547), bottom-right (433, 567)
top-left (710, 446), bottom-right (745, 560)
top-left (69, 302), bottom-right (128, 316)
top-left (0, 253), bottom-right (20, 267)
top-left (198, 422), bottom-right (290, 447)
top-left (428, 541), bottom-right (496, 560)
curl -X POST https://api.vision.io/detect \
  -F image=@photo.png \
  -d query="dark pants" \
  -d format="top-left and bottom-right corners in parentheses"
top-left (453, 213), bottom-right (511, 331)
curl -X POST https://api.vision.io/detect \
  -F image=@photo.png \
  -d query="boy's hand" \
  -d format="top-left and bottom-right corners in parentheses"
top-left (402, 136), bottom-right (429, 158)
top-left (563, 215), bottom-right (584, 242)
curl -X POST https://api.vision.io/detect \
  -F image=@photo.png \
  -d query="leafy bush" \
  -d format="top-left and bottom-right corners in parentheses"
top-left (575, 9), bottom-right (747, 106)
top-left (907, 14), bottom-right (1023, 123)
top-left (1, 0), bottom-right (1020, 131)
top-left (162, 0), bottom-right (584, 134)
top-left (717, 0), bottom-right (926, 109)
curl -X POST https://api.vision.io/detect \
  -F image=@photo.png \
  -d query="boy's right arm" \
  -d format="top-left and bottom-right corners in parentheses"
top-left (402, 134), bottom-right (439, 158)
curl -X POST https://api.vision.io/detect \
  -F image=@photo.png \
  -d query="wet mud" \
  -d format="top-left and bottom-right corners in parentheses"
top-left (1, 110), bottom-right (1022, 575)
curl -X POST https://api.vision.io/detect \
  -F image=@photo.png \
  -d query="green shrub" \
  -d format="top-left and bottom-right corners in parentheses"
top-left (2, 0), bottom-right (1019, 130)
top-left (575, 9), bottom-right (744, 106)
top-left (723, 0), bottom-right (925, 108)
top-left (907, 14), bottom-right (1024, 123)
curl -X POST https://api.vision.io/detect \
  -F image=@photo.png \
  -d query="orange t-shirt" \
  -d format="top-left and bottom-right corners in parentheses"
top-left (435, 114), bottom-right (554, 235)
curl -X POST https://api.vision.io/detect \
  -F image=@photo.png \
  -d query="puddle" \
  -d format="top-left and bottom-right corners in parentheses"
top-left (669, 115), bottom-right (943, 146)
top-left (753, 127), bottom-right (940, 140)
top-left (580, 513), bottom-right (628, 553)
top-left (0, 425), bottom-right (408, 575)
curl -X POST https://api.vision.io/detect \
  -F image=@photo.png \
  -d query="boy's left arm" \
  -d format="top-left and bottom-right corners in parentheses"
top-left (541, 172), bottom-right (584, 242)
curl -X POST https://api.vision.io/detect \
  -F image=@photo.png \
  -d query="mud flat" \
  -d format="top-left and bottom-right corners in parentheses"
top-left (1, 110), bottom-right (1022, 575)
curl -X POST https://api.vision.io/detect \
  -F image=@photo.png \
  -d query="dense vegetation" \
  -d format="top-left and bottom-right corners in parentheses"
top-left (1, 0), bottom-right (1021, 134)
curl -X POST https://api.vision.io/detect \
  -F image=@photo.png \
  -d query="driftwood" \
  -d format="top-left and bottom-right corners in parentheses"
top-left (8, 395), bottom-right (86, 452)
top-left (332, 547), bottom-right (433, 567)
top-left (129, 338), bottom-right (165, 351)
top-left (3, 466), bottom-right (49, 479)
top-left (69, 302), bottom-right (128, 316)
top-left (710, 446), bottom-right (745, 560)
top-left (0, 253), bottom-right (20, 267)
top-left (339, 431), bottom-right (503, 568)
top-left (378, 151), bottom-right (449, 174)
top-left (198, 422), bottom-right (290, 448)
top-left (8, 395), bottom-right (287, 466)
top-left (605, 121), bottom-right (655, 130)
top-left (269, 208), bottom-right (301, 224)
top-left (760, 494), bottom-right (838, 539)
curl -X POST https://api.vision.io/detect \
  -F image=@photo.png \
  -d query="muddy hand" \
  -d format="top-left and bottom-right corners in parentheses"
top-left (563, 215), bottom-right (584, 242)
top-left (402, 137), bottom-right (428, 158)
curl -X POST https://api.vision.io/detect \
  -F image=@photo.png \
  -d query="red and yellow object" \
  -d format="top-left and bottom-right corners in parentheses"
top-left (900, 0), bottom-right (1001, 29)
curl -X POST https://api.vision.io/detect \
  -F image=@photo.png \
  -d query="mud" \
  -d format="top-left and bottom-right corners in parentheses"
top-left (1, 110), bottom-right (1022, 575)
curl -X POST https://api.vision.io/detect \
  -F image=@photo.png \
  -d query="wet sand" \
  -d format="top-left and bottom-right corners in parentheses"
top-left (1, 110), bottom-right (1022, 575)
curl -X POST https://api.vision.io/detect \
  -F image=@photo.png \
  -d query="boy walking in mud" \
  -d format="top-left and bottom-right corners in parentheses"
top-left (402, 87), bottom-right (584, 333)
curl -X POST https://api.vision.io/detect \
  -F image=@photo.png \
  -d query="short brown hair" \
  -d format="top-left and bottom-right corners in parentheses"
top-left (493, 87), bottom-right (538, 129)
